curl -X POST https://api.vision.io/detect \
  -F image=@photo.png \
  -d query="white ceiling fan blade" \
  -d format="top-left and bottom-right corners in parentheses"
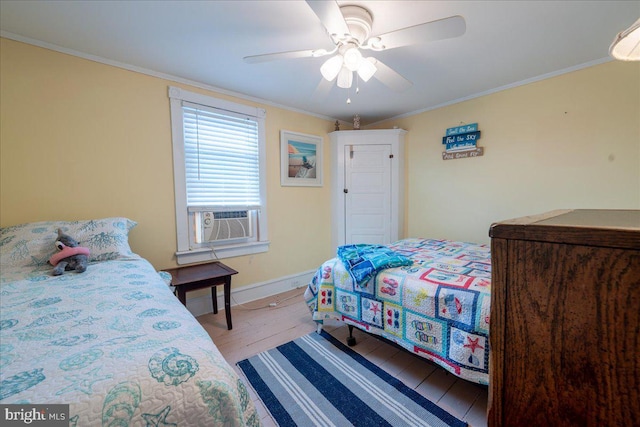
top-left (368, 58), bottom-right (413, 92)
top-left (306, 0), bottom-right (350, 40)
top-left (369, 15), bottom-right (466, 51)
top-left (243, 49), bottom-right (319, 64)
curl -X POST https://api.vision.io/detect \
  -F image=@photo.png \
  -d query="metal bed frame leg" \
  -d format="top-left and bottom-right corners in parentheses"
top-left (346, 324), bottom-right (356, 346)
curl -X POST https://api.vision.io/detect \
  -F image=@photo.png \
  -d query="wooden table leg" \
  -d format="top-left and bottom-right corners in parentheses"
top-left (211, 285), bottom-right (218, 314)
top-left (177, 289), bottom-right (187, 306)
top-left (224, 276), bottom-right (232, 330)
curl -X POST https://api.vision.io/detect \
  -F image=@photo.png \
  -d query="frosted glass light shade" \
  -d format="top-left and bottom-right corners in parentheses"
top-left (610, 18), bottom-right (640, 61)
top-left (343, 47), bottom-right (363, 71)
top-left (337, 67), bottom-right (353, 88)
top-left (357, 58), bottom-right (377, 82)
top-left (320, 55), bottom-right (344, 81)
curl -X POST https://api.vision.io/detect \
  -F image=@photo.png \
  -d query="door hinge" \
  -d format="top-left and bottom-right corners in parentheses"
top-left (344, 189), bottom-right (348, 193)
top-left (389, 154), bottom-right (394, 158)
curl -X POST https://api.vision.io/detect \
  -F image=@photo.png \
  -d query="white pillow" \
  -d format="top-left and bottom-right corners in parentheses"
top-left (0, 217), bottom-right (137, 269)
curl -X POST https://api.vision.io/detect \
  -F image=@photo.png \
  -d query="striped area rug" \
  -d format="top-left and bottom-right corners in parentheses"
top-left (237, 330), bottom-right (467, 427)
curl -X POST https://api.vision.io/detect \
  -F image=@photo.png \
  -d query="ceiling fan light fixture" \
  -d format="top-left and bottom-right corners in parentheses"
top-left (247, 2), bottom-right (465, 97)
top-left (610, 18), bottom-right (640, 61)
top-left (357, 58), bottom-right (377, 82)
top-left (343, 46), bottom-right (363, 71)
top-left (337, 66), bottom-right (353, 89)
top-left (320, 55), bottom-right (343, 81)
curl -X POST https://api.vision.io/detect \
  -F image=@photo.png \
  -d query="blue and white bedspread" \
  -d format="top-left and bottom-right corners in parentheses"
top-left (337, 244), bottom-right (413, 287)
top-left (0, 258), bottom-right (260, 426)
top-left (304, 238), bottom-right (491, 385)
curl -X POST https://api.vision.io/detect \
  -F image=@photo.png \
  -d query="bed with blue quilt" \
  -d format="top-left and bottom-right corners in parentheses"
top-left (304, 238), bottom-right (491, 385)
top-left (0, 218), bottom-right (260, 426)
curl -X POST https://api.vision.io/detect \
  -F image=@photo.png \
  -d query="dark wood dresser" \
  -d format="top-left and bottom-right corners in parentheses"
top-left (488, 209), bottom-right (640, 427)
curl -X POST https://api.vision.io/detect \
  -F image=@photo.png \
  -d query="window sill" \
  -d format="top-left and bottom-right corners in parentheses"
top-left (175, 240), bottom-right (270, 265)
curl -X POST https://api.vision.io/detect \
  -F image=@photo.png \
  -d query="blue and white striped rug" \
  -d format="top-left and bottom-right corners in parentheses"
top-left (237, 331), bottom-right (468, 427)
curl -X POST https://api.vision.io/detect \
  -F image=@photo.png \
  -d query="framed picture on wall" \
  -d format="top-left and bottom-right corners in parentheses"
top-left (280, 130), bottom-right (323, 187)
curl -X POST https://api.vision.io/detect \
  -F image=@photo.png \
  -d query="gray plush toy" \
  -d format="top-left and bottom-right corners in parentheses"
top-left (48, 229), bottom-right (90, 275)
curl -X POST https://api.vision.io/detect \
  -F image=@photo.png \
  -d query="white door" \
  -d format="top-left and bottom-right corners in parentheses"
top-left (344, 144), bottom-right (392, 244)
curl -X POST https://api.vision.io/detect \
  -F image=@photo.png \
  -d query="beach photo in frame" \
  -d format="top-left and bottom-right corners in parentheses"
top-left (280, 130), bottom-right (323, 187)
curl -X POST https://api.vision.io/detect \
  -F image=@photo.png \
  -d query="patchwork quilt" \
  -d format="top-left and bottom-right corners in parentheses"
top-left (0, 219), bottom-right (260, 426)
top-left (305, 238), bottom-right (491, 385)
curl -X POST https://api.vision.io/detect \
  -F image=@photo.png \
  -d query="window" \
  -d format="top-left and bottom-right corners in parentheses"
top-left (169, 86), bottom-right (269, 264)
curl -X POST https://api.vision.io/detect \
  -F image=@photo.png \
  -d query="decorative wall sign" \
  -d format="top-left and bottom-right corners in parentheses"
top-left (442, 147), bottom-right (484, 160)
top-left (442, 131), bottom-right (481, 145)
top-left (445, 140), bottom-right (478, 151)
top-left (446, 123), bottom-right (478, 136)
top-left (441, 122), bottom-right (484, 160)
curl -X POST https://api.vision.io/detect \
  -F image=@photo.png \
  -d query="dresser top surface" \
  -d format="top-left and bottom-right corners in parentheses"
top-left (535, 209), bottom-right (640, 229)
top-left (489, 209), bottom-right (640, 248)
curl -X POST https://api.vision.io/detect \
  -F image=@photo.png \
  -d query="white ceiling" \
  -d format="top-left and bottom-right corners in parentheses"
top-left (1, 1), bottom-right (638, 125)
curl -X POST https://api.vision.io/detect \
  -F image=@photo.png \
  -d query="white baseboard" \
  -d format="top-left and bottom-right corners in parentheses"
top-left (186, 269), bottom-right (316, 317)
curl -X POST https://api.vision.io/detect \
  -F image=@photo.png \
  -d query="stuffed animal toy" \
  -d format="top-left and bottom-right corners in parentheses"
top-left (48, 228), bottom-right (90, 275)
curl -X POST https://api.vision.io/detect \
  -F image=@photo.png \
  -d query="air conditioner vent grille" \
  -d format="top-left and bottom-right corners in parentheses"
top-left (201, 210), bottom-right (252, 242)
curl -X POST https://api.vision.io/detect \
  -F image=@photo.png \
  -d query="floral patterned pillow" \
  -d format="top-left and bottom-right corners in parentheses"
top-left (0, 218), bottom-right (137, 269)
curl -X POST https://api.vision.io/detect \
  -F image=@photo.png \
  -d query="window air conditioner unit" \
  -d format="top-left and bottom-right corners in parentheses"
top-left (201, 210), bottom-right (253, 242)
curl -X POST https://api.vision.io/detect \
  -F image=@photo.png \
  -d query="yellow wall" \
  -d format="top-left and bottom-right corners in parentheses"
top-left (0, 38), bottom-right (335, 292)
top-left (2, 37), bottom-right (639, 294)
top-left (373, 60), bottom-right (640, 244)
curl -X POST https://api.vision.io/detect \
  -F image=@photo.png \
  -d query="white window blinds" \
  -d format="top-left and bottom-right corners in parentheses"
top-left (183, 102), bottom-right (261, 209)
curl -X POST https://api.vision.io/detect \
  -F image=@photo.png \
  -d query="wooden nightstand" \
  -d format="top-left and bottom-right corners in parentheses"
top-left (163, 262), bottom-right (238, 330)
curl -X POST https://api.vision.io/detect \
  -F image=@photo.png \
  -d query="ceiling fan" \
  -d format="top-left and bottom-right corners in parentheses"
top-left (243, 1), bottom-right (466, 95)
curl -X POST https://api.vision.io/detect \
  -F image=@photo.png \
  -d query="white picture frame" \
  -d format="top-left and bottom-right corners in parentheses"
top-left (280, 130), bottom-right (323, 187)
